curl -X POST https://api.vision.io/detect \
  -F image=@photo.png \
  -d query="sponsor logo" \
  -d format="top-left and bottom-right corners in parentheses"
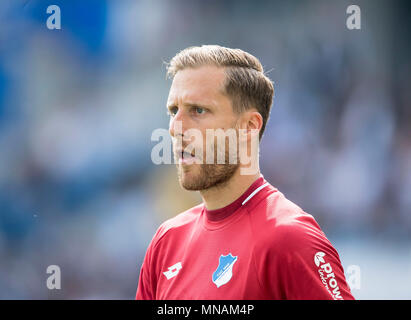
top-left (212, 253), bottom-right (238, 288)
top-left (163, 262), bottom-right (182, 280)
top-left (314, 252), bottom-right (343, 300)
top-left (314, 251), bottom-right (326, 267)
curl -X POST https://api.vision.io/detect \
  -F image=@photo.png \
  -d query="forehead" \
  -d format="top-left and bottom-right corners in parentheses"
top-left (167, 65), bottom-right (227, 105)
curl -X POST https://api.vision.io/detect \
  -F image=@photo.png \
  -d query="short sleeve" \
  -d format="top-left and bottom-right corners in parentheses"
top-left (135, 239), bottom-right (156, 300)
top-left (135, 224), bottom-right (167, 300)
top-left (263, 217), bottom-right (355, 300)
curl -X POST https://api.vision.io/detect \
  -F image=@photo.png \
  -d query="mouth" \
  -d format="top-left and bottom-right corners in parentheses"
top-left (176, 150), bottom-right (197, 165)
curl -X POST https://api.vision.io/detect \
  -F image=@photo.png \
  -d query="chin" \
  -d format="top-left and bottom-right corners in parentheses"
top-left (178, 163), bottom-right (239, 192)
top-left (177, 164), bottom-right (202, 190)
top-left (180, 181), bottom-right (200, 191)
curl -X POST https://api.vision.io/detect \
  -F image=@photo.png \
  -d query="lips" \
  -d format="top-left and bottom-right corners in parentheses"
top-left (176, 149), bottom-right (197, 164)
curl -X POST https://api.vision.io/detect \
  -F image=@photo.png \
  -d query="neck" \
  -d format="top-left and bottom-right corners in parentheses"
top-left (200, 169), bottom-right (261, 211)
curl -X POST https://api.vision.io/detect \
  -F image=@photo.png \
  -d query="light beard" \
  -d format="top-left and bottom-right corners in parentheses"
top-left (175, 122), bottom-right (241, 191)
top-left (177, 162), bottom-right (239, 191)
top-left (175, 140), bottom-right (240, 191)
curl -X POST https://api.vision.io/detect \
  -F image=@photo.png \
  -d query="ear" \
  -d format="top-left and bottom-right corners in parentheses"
top-left (247, 110), bottom-right (263, 132)
top-left (239, 110), bottom-right (262, 142)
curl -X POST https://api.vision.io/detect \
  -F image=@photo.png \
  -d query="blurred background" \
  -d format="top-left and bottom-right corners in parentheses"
top-left (0, 0), bottom-right (410, 299)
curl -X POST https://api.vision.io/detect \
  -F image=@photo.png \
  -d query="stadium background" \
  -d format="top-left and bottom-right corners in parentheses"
top-left (0, 0), bottom-right (410, 299)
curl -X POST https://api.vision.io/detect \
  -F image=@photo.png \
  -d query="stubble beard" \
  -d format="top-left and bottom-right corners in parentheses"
top-left (177, 162), bottom-right (239, 191)
top-left (175, 142), bottom-right (239, 191)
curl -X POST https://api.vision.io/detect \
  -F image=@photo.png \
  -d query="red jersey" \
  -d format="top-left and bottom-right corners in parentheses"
top-left (136, 176), bottom-right (354, 300)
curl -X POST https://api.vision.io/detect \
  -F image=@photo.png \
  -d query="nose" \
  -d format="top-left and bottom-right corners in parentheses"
top-left (169, 108), bottom-right (186, 138)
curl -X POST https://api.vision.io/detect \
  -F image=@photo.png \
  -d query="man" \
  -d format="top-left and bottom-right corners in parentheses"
top-left (136, 45), bottom-right (354, 300)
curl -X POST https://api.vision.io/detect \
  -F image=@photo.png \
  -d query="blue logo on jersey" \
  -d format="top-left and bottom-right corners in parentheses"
top-left (212, 253), bottom-right (238, 288)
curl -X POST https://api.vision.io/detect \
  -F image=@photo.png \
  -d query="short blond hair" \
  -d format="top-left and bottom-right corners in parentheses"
top-left (166, 45), bottom-right (274, 140)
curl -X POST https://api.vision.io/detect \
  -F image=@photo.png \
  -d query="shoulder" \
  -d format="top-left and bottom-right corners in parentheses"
top-left (249, 190), bottom-right (332, 254)
top-left (150, 203), bottom-right (203, 249)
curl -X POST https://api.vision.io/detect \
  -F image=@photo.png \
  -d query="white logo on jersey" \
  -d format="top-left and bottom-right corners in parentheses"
top-left (163, 262), bottom-right (182, 280)
top-left (314, 251), bottom-right (326, 267)
top-left (314, 252), bottom-right (343, 300)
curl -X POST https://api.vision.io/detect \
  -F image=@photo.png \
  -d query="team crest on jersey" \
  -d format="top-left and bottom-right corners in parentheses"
top-left (212, 253), bottom-right (238, 288)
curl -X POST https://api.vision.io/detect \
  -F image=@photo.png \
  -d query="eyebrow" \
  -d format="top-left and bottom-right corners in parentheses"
top-left (166, 101), bottom-right (215, 109)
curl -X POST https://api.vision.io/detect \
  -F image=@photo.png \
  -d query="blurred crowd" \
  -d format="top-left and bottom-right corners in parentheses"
top-left (0, 0), bottom-right (410, 299)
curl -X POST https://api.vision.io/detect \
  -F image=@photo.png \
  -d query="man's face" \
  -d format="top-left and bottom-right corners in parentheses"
top-left (167, 65), bottom-right (240, 191)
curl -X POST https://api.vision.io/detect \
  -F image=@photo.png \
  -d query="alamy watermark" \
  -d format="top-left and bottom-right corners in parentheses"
top-left (46, 5), bottom-right (61, 30)
top-left (346, 264), bottom-right (361, 290)
top-left (46, 265), bottom-right (61, 290)
top-left (346, 5), bottom-right (361, 30)
top-left (150, 121), bottom-right (260, 175)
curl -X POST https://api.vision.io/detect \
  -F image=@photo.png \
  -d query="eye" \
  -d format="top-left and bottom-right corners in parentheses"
top-left (167, 106), bottom-right (178, 117)
top-left (194, 106), bottom-right (206, 115)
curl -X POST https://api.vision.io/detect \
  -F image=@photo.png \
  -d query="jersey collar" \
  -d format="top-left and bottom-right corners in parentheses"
top-left (203, 175), bottom-right (269, 222)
